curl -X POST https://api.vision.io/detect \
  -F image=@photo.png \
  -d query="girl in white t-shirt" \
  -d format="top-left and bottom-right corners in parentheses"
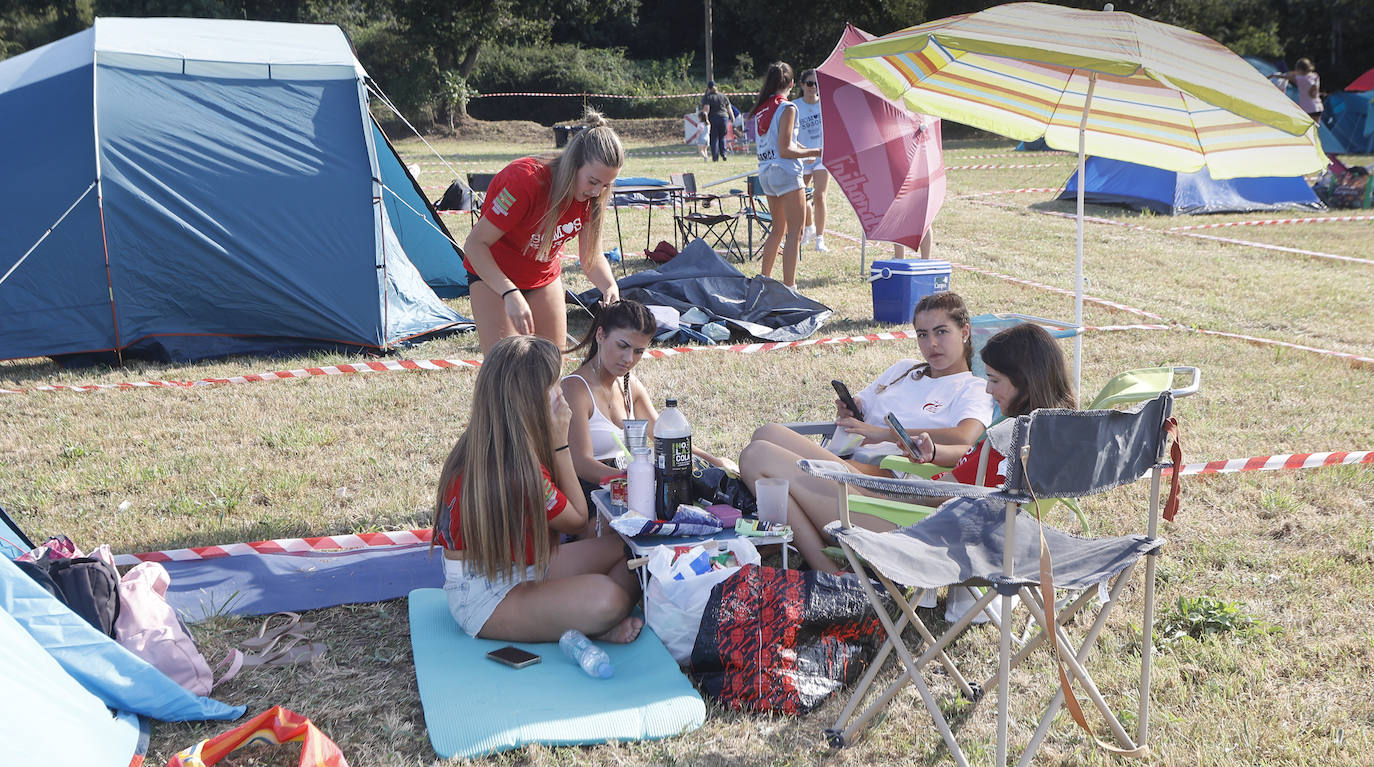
top-left (738, 291), bottom-right (994, 573)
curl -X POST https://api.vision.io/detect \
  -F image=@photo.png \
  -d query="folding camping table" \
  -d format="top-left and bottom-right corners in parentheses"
top-left (590, 489), bottom-right (790, 590)
top-left (609, 184), bottom-right (685, 256)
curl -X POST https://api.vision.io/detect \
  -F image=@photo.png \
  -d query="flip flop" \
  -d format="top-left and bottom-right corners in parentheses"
top-left (239, 612), bottom-right (318, 652)
top-left (237, 632), bottom-right (326, 670)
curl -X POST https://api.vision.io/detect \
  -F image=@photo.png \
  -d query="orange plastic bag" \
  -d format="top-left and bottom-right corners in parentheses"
top-left (167, 706), bottom-right (347, 767)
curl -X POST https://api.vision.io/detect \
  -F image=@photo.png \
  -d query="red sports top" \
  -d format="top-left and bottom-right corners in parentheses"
top-left (938, 441), bottom-right (1007, 488)
top-left (435, 465), bottom-right (568, 565)
top-left (462, 157), bottom-right (591, 289)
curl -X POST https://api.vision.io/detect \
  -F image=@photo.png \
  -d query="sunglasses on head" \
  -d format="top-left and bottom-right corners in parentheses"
top-left (803, 81), bottom-right (818, 86)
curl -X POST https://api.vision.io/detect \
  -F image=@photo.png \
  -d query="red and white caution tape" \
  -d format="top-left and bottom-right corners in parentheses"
top-left (947, 163), bottom-right (1066, 170)
top-left (1168, 215), bottom-right (1374, 231)
top-left (956, 187), bottom-right (1059, 198)
top-left (0, 358), bottom-right (481, 396)
top-left (108, 448), bottom-right (1372, 563)
top-left (1168, 449), bottom-right (1374, 477)
top-left (112, 529), bottom-right (434, 567)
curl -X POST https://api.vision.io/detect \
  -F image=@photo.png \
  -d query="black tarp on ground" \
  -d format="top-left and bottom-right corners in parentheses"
top-left (575, 239), bottom-right (832, 343)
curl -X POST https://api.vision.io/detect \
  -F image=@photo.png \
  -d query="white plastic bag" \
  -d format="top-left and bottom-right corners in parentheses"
top-left (644, 538), bottom-right (761, 665)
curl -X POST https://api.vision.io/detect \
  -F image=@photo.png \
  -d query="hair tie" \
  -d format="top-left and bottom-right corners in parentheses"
top-left (554, 444), bottom-right (570, 453)
top-left (501, 287), bottom-right (519, 299)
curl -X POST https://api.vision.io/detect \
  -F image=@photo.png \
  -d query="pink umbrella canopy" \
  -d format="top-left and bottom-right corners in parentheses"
top-left (818, 24), bottom-right (945, 251)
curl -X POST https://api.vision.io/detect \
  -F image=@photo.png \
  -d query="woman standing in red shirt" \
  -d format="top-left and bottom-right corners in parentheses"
top-left (463, 111), bottom-right (624, 352)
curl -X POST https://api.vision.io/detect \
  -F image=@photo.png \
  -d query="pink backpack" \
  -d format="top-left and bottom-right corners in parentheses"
top-left (115, 562), bottom-right (235, 696)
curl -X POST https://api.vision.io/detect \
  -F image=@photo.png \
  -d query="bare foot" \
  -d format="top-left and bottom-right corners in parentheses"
top-left (593, 616), bottom-right (643, 644)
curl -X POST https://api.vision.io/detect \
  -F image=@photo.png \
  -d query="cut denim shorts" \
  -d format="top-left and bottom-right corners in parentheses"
top-left (758, 163), bottom-right (804, 196)
top-left (443, 557), bottom-right (538, 637)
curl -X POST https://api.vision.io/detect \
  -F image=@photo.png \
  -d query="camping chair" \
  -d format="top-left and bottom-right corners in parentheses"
top-left (741, 175), bottom-right (773, 261)
top-left (466, 172), bottom-right (495, 227)
top-left (801, 392), bottom-right (1181, 766)
top-left (671, 173), bottom-right (746, 261)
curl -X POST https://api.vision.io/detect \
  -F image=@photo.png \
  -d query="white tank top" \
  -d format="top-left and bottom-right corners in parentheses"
top-left (755, 99), bottom-right (804, 175)
top-left (563, 374), bottom-right (624, 462)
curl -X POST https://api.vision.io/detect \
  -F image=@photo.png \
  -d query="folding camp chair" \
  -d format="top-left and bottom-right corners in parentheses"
top-left (466, 172), bottom-right (495, 227)
top-left (741, 175), bottom-right (773, 261)
top-left (671, 172), bottom-right (747, 261)
top-left (802, 392), bottom-right (1182, 766)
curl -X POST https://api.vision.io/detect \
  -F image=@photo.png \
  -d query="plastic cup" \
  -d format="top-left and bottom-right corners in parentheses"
top-left (754, 478), bottom-right (790, 526)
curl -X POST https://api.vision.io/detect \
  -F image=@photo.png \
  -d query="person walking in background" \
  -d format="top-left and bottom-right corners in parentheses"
top-left (462, 110), bottom-right (623, 352)
top-left (699, 81), bottom-right (733, 162)
top-left (1275, 58), bottom-right (1323, 120)
top-left (792, 69), bottom-right (831, 253)
top-left (749, 62), bottom-right (822, 289)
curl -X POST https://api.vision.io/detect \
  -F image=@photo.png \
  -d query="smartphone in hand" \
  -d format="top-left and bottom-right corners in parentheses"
top-left (831, 380), bottom-right (863, 420)
top-left (884, 413), bottom-right (926, 463)
top-left (487, 646), bottom-right (541, 669)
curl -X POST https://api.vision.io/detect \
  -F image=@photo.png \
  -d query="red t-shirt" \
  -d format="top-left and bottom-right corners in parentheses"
top-left (462, 157), bottom-right (591, 289)
top-left (435, 465), bottom-right (568, 565)
top-left (938, 441), bottom-right (1007, 488)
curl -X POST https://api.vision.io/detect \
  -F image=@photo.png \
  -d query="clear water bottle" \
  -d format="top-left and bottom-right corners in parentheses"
top-left (627, 447), bottom-right (655, 516)
top-left (654, 398), bottom-right (694, 517)
top-left (559, 629), bottom-right (613, 678)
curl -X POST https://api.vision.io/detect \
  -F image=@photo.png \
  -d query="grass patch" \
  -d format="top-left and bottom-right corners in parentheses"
top-left (0, 130), bottom-right (1370, 765)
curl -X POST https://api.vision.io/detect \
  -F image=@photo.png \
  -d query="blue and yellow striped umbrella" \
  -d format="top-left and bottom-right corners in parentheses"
top-left (845, 2), bottom-right (1326, 179)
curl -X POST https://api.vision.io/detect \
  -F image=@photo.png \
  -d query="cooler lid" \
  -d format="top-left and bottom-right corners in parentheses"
top-left (869, 259), bottom-right (951, 277)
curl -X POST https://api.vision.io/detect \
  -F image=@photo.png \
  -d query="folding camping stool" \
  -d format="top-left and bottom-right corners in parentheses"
top-left (801, 392), bottom-right (1182, 766)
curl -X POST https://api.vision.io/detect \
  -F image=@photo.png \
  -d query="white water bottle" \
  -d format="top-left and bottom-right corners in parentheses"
top-left (654, 398), bottom-right (693, 517)
top-left (560, 629), bottom-right (613, 678)
top-left (627, 447), bottom-right (654, 516)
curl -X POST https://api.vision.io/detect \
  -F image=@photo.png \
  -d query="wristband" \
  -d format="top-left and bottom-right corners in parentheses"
top-left (501, 287), bottom-right (519, 299)
top-left (554, 444), bottom-right (570, 452)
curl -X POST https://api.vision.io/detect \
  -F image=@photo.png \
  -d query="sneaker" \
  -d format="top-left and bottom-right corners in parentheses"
top-left (800, 225), bottom-right (816, 247)
top-left (815, 237), bottom-right (830, 253)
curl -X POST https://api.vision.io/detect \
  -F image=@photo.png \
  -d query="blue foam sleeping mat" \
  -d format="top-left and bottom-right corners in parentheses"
top-left (407, 588), bottom-right (705, 759)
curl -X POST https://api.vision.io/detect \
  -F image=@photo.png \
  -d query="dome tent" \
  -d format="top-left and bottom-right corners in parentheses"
top-left (1059, 156), bottom-right (1323, 215)
top-left (0, 18), bottom-right (471, 363)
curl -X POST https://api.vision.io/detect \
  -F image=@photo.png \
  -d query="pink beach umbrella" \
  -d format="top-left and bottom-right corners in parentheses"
top-left (818, 23), bottom-right (946, 256)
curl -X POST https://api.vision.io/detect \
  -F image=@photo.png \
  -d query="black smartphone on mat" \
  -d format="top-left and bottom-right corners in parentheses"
top-left (831, 380), bottom-right (863, 420)
top-left (487, 646), bottom-right (541, 669)
top-left (884, 413), bottom-right (924, 462)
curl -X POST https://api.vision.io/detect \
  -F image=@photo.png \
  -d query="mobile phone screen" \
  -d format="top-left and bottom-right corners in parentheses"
top-left (831, 380), bottom-right (863, 420)
top-left (884, 413), bottom-right (921, 460)
top-left (487, 646), bottom-right (541, 668)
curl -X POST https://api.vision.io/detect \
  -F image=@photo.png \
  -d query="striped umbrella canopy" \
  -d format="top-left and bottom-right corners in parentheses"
top-left (843, 2), bottom-right (1327, 388)
top-left (844, 2), bottom-right (1326, 179)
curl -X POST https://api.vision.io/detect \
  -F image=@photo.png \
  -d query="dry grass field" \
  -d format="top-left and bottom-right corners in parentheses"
top-left (1, 124), bottom-right (1371, 766)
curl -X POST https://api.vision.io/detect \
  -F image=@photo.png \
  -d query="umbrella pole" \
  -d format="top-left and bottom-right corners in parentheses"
top-left (1074, 72), bottom-right (1098, 397)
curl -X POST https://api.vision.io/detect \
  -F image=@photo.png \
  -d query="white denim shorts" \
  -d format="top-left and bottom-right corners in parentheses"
top-left (443, 557), bottom-right (538, 637)
top-left (758, 163), bottom-right (804, 196)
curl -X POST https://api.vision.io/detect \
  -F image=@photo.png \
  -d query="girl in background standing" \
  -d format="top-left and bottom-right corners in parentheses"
top-left (792, 68), bottom-right (831, 253)
top-left (749, 62), bottom-right (822, 289)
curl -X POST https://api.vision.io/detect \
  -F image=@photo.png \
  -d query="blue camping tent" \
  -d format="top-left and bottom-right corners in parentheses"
top-left (1324, 91), bottom-right (1374, 155)
top-left (1060, 156), bottom-right (1323, 215)
top-left (0, 18), bottom-right (471, 363)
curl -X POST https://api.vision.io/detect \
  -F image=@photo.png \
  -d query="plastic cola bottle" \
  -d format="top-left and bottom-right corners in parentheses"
top-left (560, 629), bottom-right (613, 678)
top-left (627, 446), bottom-right (655, 517)
top-left (654, 398), bottom-right (694, 518)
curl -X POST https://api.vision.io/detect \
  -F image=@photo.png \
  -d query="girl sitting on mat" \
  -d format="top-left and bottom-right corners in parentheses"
top-left (433, 335), bottom-right (642, 643)
top-left (738, 291), bottom-right (995, 572)
top-left (462, 109), bottom-right (623, 353)
top-left (562, 300), bottom-right (733, 529)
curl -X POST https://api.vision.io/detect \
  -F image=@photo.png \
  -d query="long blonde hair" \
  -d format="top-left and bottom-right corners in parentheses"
top-left (433, 335), bottom-right (562, 580)
top-left (533, 109), bottom-right (624, 261)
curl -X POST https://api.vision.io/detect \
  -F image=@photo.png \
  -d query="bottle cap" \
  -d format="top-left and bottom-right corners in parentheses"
top-left (666, 398), bottom-right (677, 407)
top-left (595, 662), bottom-right (613, 678)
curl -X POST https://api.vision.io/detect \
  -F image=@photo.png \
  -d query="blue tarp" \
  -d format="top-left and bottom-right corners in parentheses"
top-left (0, 18), bottom-right (470, 363)
top-left (1061, 156), bottom-right (1323, 215)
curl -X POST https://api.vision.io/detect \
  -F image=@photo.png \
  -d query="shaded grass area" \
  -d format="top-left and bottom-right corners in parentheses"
top-left (1, 132), bottom-right (1371, 765)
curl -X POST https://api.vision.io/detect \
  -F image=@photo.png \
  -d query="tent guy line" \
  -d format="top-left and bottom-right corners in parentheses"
top-left (105, 449), bottom-right (1374, 566)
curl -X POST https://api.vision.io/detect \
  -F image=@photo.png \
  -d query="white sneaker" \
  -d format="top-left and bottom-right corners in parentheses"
top-left (800, 225), bottom-right (816, 246)
top-left (814, 237), bottom-right (829, 253)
